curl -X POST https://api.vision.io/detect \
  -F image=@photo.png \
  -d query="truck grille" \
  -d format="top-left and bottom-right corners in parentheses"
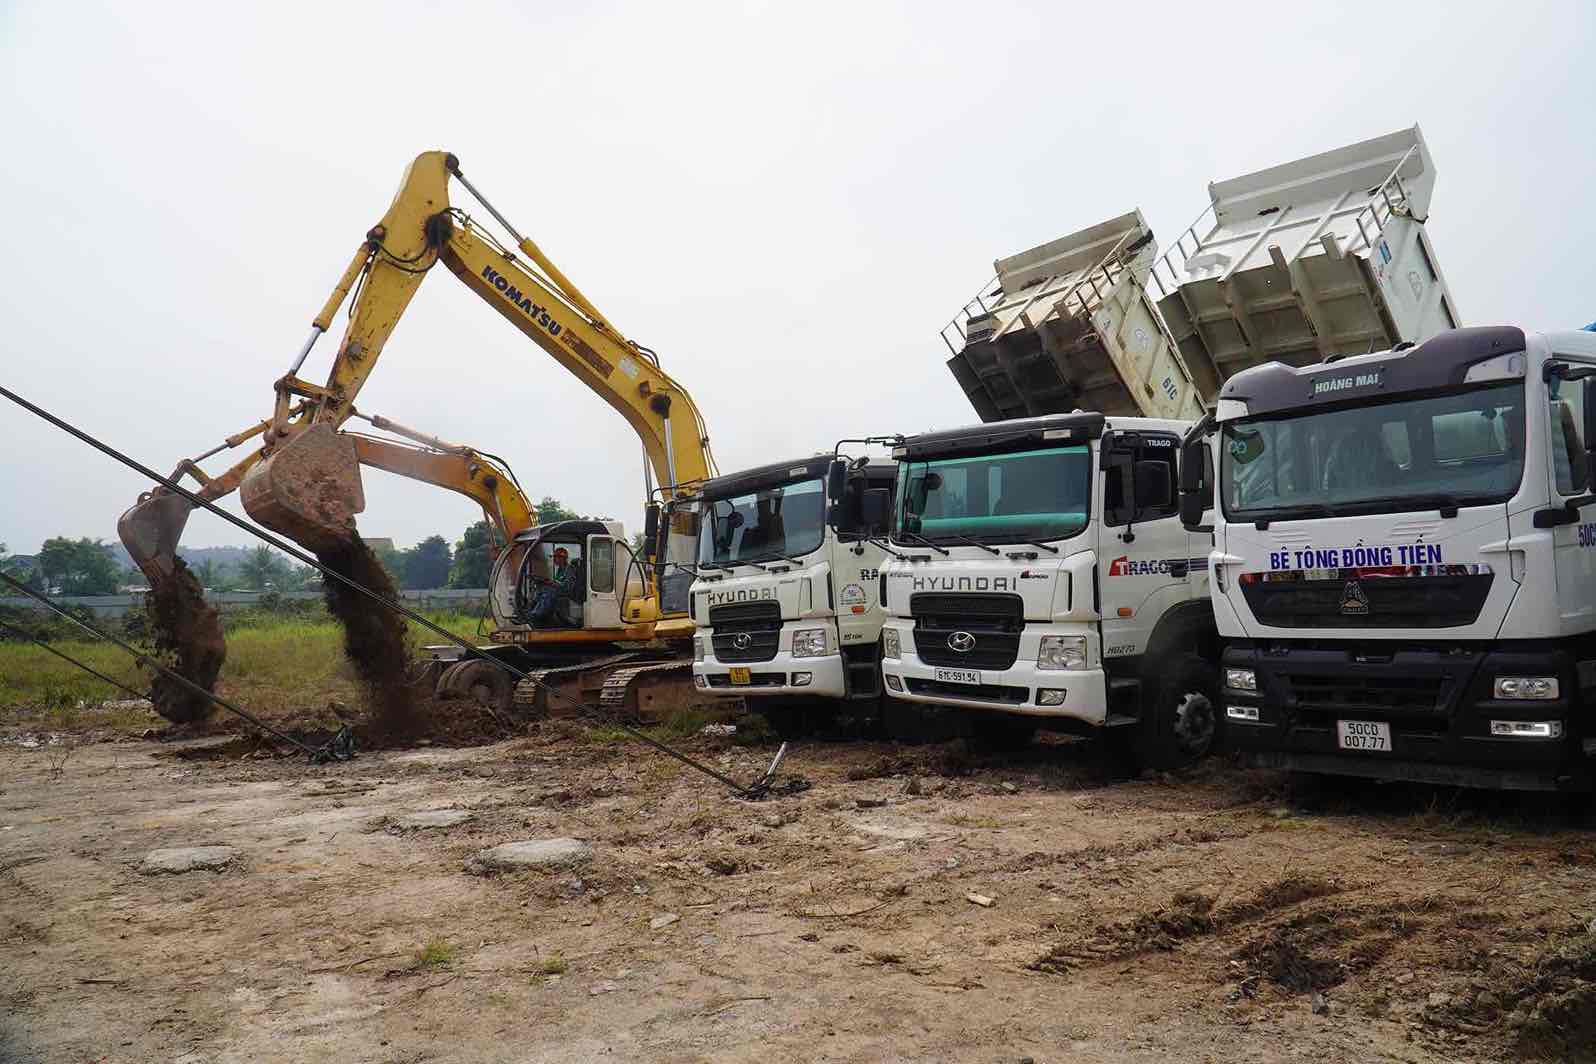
top-left (1281, 673), bottom-right (1451, 716)
top-left (910, 593), bottom-right (1024, 670)
top-left (709, 602), bottom-right (782, 663)
top-left (1241, 573), bottom-right (1492, 628)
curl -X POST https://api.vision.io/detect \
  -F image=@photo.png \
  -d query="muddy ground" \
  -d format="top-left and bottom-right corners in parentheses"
top-left (2, 722), bottom-right (1594, 1063)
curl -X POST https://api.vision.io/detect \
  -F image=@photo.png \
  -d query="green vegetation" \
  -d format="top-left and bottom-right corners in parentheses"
top-left (0, 607), bottom-right (485, 728)
top-left (414, 938), bottom-right (457, 969)
top-left (539, 956), bottom-right (568, 975)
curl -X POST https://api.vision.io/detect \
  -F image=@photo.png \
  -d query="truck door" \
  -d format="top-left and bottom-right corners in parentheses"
top-left (1098, 431), bottom-right (1185, 661)
top-left (584, 533), bottom-right (622, 630)
top-left (1546, 370), bottom-right (1596, 630)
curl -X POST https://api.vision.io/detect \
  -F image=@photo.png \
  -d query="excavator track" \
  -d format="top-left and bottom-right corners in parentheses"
top-left (509, 651), bottom-right (647, 719)
top-left (597, 658), bottom-right (701, 723)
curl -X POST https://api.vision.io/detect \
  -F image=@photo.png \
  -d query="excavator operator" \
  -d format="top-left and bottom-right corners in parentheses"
top-left (529, 546), bottom-right (582, 626)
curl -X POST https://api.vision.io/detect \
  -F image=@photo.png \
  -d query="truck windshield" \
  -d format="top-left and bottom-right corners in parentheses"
top-left (894, 444), bottom-right (1092, 545)
top-left (700, 477), bottom-right (826, 565)
top-left (1221, 381), bottom-right (1526, 520)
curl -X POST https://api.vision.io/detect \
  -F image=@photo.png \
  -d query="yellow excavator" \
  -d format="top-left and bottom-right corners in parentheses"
top-left (119, 150), bottom-right (718, 720)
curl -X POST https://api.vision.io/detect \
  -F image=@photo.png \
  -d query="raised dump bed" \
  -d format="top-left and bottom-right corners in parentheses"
top-left (1150, 125), bottom-right (1459, 386)
top-left (941, 210), bottom-right (1209, 422)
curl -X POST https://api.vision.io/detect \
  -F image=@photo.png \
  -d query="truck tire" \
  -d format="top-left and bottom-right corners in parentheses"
top-left (1138, 653), bottom-right (1220, 770)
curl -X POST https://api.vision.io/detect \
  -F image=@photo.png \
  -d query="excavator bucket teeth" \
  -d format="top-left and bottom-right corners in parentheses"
top-left (118, 492), bottom-right (195, 582)
top-left (239, 424), bottom-right (366, 554)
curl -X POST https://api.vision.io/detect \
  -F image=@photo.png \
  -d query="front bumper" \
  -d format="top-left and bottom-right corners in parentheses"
top-left (880, 631), bottom-right (1106, 722)
top-left (694, 651), bottom-right (846, 698)
top-left (1221, 640), bottom-right (1591, 791)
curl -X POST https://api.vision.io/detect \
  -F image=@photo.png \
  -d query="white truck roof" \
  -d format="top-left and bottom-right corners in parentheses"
top-left (942, 210), bottom-right (1209, 424)
top-left (1150, 125), bottom-right (1459, 386)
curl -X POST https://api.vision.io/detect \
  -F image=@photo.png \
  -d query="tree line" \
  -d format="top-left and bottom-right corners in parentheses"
top-left (0, 496), bottom-right (608, 596)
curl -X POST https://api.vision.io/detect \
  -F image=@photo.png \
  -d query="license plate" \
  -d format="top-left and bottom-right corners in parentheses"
top-left (1337, 720), bottom-right (1391, 752)
top-left (934, 668), bottom-right (981, 686)
top-left (728, 667), bottom-right (751, 685)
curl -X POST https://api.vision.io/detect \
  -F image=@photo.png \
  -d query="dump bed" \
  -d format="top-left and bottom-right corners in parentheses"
top-left (1150, 125), bottom-right (1459, 387)
top-left (942, 210), bottom-right (1209, 422)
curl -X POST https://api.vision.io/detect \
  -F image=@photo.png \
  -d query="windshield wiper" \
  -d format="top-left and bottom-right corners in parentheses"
top-left (1238, 503), bottom-right (1335, 524)
top-left (1024, 540), bottom-right (1060, 555)
top-left (935, 533), bottom-right (1001, 556)
top-left (1329, 493), bottom-right (1468, 517)
top-left (895, 531), bottom-right (950, 556)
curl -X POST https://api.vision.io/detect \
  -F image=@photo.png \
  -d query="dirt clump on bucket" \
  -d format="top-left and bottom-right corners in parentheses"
top-left (317, 535), bottom-right (417, 736)
top-left (145, 557), bottom-right (226, 724)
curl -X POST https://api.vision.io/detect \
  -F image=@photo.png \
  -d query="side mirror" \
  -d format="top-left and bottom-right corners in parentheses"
top-left (1133, 460), bottom-right (1173, 512)
top-left (1179, 490), bottom-right (1206, 529)
top-left (642, 503), bottom-right (660, 560)
top-left (1178, 438), bottom-right (1203, 493)
top-left (827, 459), bottom-right (847, 504)
top-left (861, 488), bottom-right (891, 533)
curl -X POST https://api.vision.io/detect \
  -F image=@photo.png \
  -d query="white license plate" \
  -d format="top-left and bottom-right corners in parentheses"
top-left (934, 668), bottom-right (981, 686)
top-left (1337, 720), bottom-right (1391, 752)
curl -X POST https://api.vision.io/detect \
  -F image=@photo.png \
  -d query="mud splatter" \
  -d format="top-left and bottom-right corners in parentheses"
top-left (144, 558), bottom-right (225, 724)
top-left (316, 535), bottom-right (416, 735)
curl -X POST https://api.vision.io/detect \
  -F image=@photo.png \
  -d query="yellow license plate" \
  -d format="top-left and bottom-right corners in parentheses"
top-left (729, 667), bottom-right (752, 685)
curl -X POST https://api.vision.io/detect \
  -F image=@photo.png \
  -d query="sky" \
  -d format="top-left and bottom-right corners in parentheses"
top-left (2, 0), bottom-right (1593, 555)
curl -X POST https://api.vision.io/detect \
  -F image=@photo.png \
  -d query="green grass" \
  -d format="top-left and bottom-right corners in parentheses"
top-left (414, 938), bottom-right (457, 969)
top-left (539, 955), bottom-right (568, 975)
top-left (0, 608), bottom-right (489, 731)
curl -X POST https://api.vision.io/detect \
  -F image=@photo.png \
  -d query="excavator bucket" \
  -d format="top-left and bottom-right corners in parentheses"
top-left (239, 424), bottom-right (366, 554)
top-left (118, 491), bottom-right (196, 583)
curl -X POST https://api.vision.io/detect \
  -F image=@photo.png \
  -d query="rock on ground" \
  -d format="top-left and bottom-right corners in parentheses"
top-left (468, 838), bottom-right (592, 874)
top-left (139, 846), bottom-right (240, 875)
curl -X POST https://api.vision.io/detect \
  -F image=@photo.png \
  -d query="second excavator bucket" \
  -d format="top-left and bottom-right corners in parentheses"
top-left (239, 424), bottom-right (366, 554)
top-left (118, 491), bottom-right (196, 583)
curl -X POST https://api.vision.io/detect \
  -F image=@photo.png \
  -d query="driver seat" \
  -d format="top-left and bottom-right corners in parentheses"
top-left (557, 555), bottom-right (586, 627)
top-left (1322, 428), bottom-right (1401, 495)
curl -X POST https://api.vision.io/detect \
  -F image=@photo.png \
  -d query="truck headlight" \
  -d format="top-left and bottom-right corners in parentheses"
top-left (792, 628), bottom-right (827, 658)
top-left (1225, 668), bottom-right (1257, 692)
top-left (882, 628), bottom-right (901, 660)
top-left (1038, 635), bottom-right (1087, 671)
top-left (693, 636), bottom-right (705, 663)
top-left (1494, 676), bottom-right (1559, 700)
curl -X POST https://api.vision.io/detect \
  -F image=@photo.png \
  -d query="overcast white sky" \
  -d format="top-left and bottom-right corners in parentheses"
top-left (2, 1), bottom-right (1592, 555)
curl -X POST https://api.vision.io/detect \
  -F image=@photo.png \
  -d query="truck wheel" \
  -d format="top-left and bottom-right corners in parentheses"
top-left (971, 714), bottom-right (1035, 751)
top-left (1140, 653), bottom-right (1220, 770)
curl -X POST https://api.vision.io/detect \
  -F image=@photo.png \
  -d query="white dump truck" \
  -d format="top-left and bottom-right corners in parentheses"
top-left (942, 209), bottom-right (1208, 422)
top-left (1150, 124), bottom-right (1458, 391)
top-left (1180, 326), bottom-right (1596, 791)
top-left (689, 452), bottom-right (897, 731)
top-left (874, 412), bottom-right (1220, 765)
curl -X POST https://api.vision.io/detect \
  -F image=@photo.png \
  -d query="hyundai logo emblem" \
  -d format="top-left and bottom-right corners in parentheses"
top-left (946, 631), bottom-right (976, 653)
top-left (733, 632), bottom-right (752, 650)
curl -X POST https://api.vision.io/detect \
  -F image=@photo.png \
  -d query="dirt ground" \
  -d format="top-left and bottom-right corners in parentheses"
top-left (3, 719), bottom-right (1594, 1064)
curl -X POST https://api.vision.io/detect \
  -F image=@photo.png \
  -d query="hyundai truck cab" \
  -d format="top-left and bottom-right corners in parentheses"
top-left (1186, 326), bottom-right (1596, 790)
top-left (690, 454), bottom-right (895, 705)
top-left (878, 412), bottom-right (1220, 765)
